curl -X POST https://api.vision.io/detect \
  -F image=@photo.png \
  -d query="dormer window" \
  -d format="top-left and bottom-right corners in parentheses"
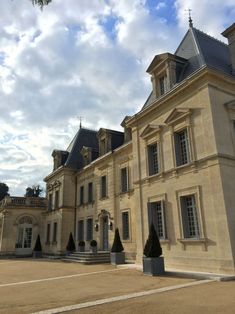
top-left (159, 76), bottom-right (166, 95)
top-left (100, 138), bottom-right (106, 156)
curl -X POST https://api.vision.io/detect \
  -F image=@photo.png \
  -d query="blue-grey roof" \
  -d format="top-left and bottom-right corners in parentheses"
top-left (142, 27), bottom-right (232, 110)
top-left (65, 128), bottom-right (98, 170)
top-left (175, 27), bottom-right (231, 80)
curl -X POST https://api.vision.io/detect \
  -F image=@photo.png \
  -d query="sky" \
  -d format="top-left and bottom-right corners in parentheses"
top-left (0, 0), bottom-right (234, 196)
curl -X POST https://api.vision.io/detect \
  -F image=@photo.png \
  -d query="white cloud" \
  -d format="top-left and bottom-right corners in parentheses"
top-left (0, 0), bottom-right (234, 195)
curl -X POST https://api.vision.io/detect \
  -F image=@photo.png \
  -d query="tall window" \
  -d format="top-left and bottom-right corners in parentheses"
top-left (88, 182), bottom-right (93, 203)
top-left (121, 167), bottom-right (128, 193)
top-left (148, 143), bottom-right (159, 175)
top-left (78, 220), bottom-right (84, 241)
top-left (86, 218), bottom-right (93, 241)
top-left (48, 194), bottom-right (53, 211)
top-left (53, 222), bottom-right (57, 243)
top-left (148, 201), bottom-right (166, 239)
top-left (101, 175), bottom-right (107, 198)
top-left (54, 191), bottom-right (59, 210)
top-left (122, 211), bottom-right (130, 240)
top-left (180, 195), bottom-right (200, 238)
top-left (46, 223), bottom-right (51, 243)
top-left (159, 76), bottom-right (166, 95)
top-left (80, 186), bottom-right (84, 205)
top-left (174, 129), bottom-right (190, 166)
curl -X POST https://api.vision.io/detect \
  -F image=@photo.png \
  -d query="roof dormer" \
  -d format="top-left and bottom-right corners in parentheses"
top-left (146, 53), bottom-right (187, 99)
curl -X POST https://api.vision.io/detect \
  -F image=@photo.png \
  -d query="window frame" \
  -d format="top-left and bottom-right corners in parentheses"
top-left (174, 128), bottom-right (190, 166)
top-left (46, 223), bottom-right (51, 244)
top-left (77, 220), bottom-right (84, 242)
top-left (88, 182), bottom-right (93, 203)
top-left (86, 218), bottom-right (93, 241)
top-left (79, 186), bottom-right (84, 205)
top-left (100, 175), bottom-right (107, 199)
top-left (120, 167), bottom-right (129, 193)
top-left (147, 142), bottom-right (160, 176)
top-left (147, 200), bottom-right (166, 239)
top-left (53, 222), bottom-right (57, 243)
top-left (122, 210), bottom-right (130, 241)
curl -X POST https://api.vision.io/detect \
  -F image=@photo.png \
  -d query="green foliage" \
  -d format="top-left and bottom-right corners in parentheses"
top-left (111, 228), bottom-right (124, 253)
top-left (25, 185), bottom-right (43, 197)
top-left (78, 241), bottom-right (85, 247)
top-left (143, 223), bottom-right (162, 258)
top-left (31, 0), bottom-right (52, 9)
top-left (90, 240), bottom-right (97, 247)
top-left (66, 232), bottom-right (76, 252)
top-left (0, 182), bottom-right (9, 201)
top-left (34, 234), bottom-right (42, 251)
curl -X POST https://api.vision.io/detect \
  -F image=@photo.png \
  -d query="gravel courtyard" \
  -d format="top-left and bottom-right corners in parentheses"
top-left (0, 259), bottom-right (234, 314)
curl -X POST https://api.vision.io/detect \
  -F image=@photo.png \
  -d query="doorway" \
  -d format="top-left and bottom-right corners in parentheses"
top-left (101, 215), bottom-right (109, 251)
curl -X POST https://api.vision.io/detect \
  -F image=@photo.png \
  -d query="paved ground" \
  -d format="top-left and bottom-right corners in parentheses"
top-left (0, 259), bottom-right (234, 314)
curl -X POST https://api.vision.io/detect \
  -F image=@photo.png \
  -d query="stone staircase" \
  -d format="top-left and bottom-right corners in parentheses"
top-left (62, 251), bottom-right (110, 264)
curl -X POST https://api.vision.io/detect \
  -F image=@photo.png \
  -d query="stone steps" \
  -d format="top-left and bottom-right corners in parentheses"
top-left (62, 251), bottom-right (110, 264)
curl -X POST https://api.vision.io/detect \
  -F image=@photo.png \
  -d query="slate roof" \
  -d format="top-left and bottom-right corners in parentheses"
top-left (64, 128), bottom-right (98, 170)
top-left (142, 26), bottom-right (232, 110)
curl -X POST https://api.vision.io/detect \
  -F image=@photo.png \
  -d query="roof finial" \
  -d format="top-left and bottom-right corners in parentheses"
top-left (76, 116), bottom-right (83, 129)
top-left (187, 8), bottom-right (193, 28)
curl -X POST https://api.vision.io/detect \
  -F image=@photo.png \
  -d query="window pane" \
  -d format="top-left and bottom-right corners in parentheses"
top-left (175, 129), bottom-right (190, 166)
top-left (53, 222), bottom-right (57, 242)
top-left (181, 195), bottom-right (199, 238)
top-left (46, 224), bottom-right (51, 242)
top-left (78, 220), bottom-right (84, 241)
top-left (148, 201), bottom-right (165, 239)
top-left (148, 144), bottom-right (159, 175)
top-left (101, 176), bottom-right (107, 198)
top-left (86, 218), bottom-right (93, 241)
top-left (122, 212), bottom-right (130, 240)
top-left (80, 186), bottom-right (84, 205)
top-left (88, 182), bottom-right (93, 203)
top-left (121, 168), bottom-right (128, 193)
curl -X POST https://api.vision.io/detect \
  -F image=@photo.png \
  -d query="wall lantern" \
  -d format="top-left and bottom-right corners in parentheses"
top-left (95, 223), bottom-right (99, 232)
top-left (109, 221), bottom-right (113, 230)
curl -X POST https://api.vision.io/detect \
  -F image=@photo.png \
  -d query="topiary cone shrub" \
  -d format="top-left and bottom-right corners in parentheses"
top-left (66, 232), bottom-right (76, 253)
top-left (111, 228), bottom-right (124, 253)
top-left (111, 228), bottom-right (125, 265)
top-left (33, 234), bottom-right (42, 258)
top-left (143, 223), bottom-right (162, 257)
top-left (143, 223), bottom-right (164, 276)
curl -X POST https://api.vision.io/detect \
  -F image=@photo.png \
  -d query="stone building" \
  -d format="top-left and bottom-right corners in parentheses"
top-left (1, 23), bottom-right (235, 274)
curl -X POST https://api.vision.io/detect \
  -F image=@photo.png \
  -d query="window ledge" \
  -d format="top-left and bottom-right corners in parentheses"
top-left (99, 196), bottom-right (109, 201)
top-left (178, 238), bottom-right (208, 251)
top-left (160, 239), bottom-right (170, 244)
top-left (174, 161), bottom-right (196, 172)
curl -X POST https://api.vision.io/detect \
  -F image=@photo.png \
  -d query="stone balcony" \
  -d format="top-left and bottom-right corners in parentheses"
top-left (0, 196), bottom-right (47, 209)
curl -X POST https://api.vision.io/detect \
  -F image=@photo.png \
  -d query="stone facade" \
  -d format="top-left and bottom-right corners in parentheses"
top-left (0, 24), bottom-right (235, 275)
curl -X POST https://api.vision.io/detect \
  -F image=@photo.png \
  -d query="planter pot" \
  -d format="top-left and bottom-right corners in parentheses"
top-left (33, 251), bottom-right (42, 258)
top-left (143, 256), bottom-right (165, 276)
top-left (78, 246), bottom-right (85, 252)
top-left (90, 246), bottom-right (97, 253)
top-left (111, 252), bottom-right (125, 265)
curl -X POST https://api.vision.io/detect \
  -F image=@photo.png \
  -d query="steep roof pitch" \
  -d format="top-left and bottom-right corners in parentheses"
top-left (175, 27), bottom-right (231, 80)
top-left (141, 26), bottom-right (232, 111)
top-left (65, 128), bottom-right (98, 170)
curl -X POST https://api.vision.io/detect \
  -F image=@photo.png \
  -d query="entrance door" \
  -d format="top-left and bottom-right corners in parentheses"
top-left (15, 224), bottom-right (33, 255)
top-left (102, 216), bottom-right (109, 251)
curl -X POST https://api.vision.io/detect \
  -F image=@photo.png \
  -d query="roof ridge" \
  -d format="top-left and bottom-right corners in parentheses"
top-left (193, 27), bottom-right (227, 47)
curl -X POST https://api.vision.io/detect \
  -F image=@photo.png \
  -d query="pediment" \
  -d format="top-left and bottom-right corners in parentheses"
top-left (140, 124), bottom-right (163, 139)
top-left (164, 108), bottom-right (192, 125)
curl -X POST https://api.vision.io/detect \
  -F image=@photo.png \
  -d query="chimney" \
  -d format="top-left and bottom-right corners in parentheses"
top-left (222, 23), bottom-right (235, 75)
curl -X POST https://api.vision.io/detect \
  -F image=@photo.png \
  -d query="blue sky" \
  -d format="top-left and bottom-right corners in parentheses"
top-left (0, 0), bottom-right (234, 196)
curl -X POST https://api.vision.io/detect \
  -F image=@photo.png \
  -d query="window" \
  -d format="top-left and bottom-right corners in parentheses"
top-left (78, 220), bottom-right (84, 241)
top-left (86, 218), bottom-right (93, 241)
top-left (80, 186), bottom-right (84, 205)
top-left (88, 182), bottom-right (93, 203)
top-left (174, 129), bottom-right (190, 166)
top-left (48, 194), bottom-right (53, 211)
top-left (53, 222), bottom-right (57, 242)
top-left (120, 167), bottom-right (128, 193)
top-left (180, 195), bottom-right (200, 238)
top-left (159, 76), bottom-right (166, 95)
top-left (122, 211), bottom-right (130, 240)
top-left (46, 223), bottom-right (51, 243)
top-left (54, 191), bottom-right (59, 210)
top-left (101, 175), bottom-right (107, 198)
top-left (148, 143), bottom-right (159, 175)
top-left (148, 201), bottom-right (166, 239)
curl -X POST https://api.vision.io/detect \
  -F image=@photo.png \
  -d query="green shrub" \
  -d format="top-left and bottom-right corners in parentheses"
top-left (143, 223), bottom-right (162, 257)
top-left (66, 232), bottom-right (76, 252)
top-left (90, 240), bottom-right (97, 247)
top-left (111, 228), bottom-right (124, 253)
top-left (78, 240), bottom-right (85, 246)
top-left (34, 234), bottom-right (42, 251)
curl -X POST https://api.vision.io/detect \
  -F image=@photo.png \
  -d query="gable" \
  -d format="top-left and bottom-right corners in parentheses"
top-left (164, 108), bottom-right (192, 125)
top-left (140, 124), bottom-right (163, 139)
